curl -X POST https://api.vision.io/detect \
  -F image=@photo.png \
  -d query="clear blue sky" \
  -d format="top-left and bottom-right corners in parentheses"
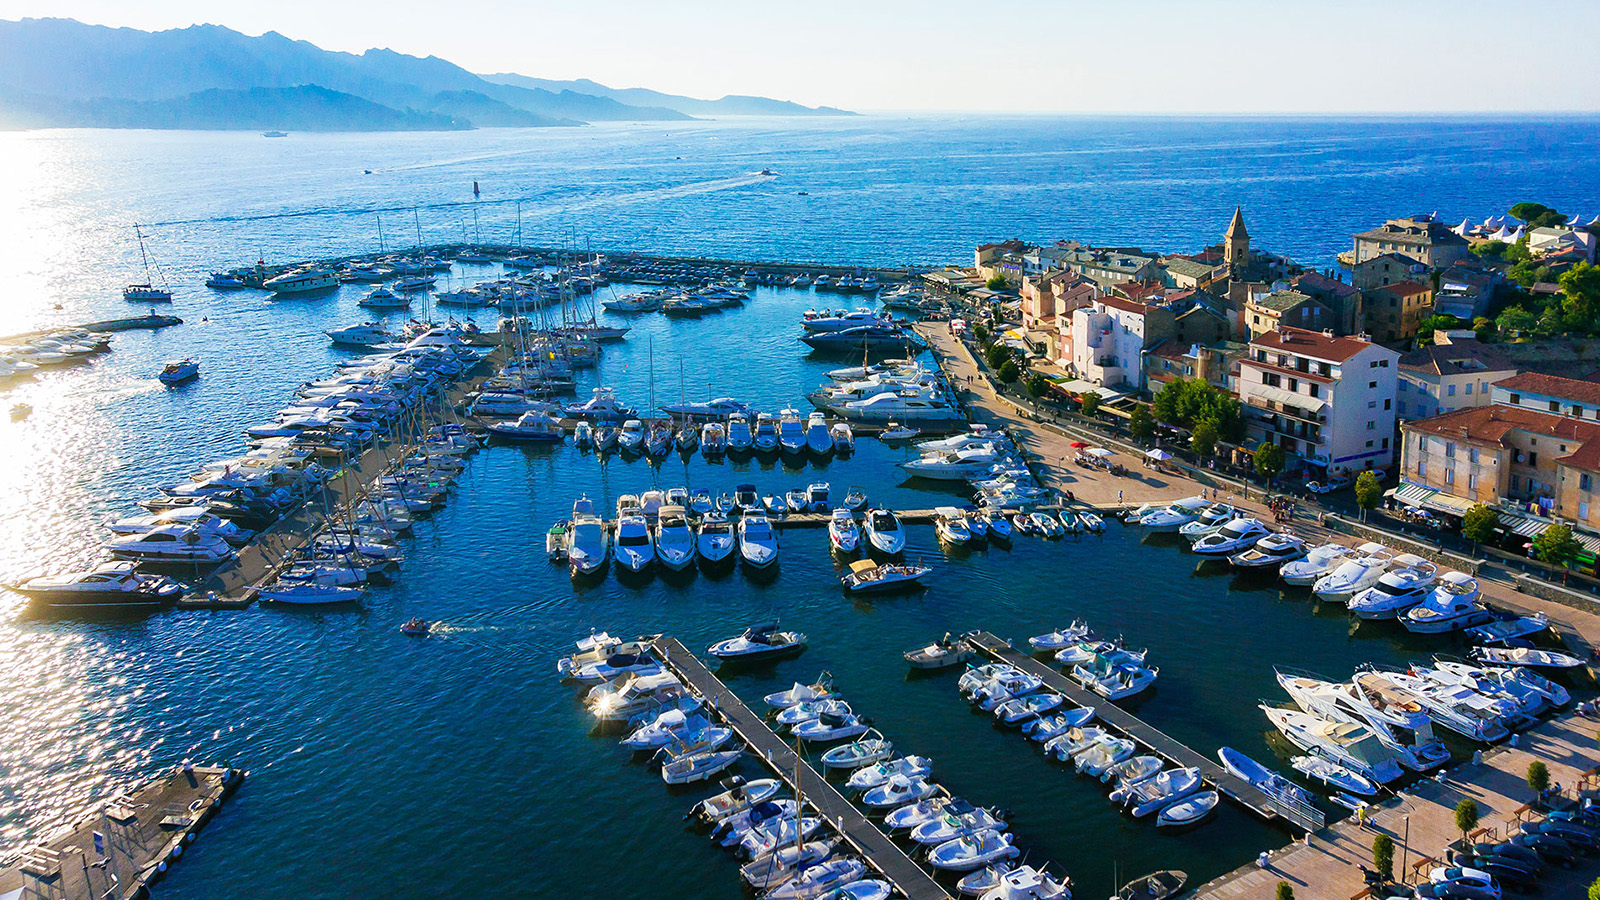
top-left (3, 0), bottom-right (1598, 113)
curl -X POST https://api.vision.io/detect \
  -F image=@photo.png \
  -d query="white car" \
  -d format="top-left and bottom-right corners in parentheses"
top-left (1306, 477), bottom-right (1351, 494)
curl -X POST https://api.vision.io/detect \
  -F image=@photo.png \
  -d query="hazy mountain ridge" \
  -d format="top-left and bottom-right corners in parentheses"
top-left (481, 72), bottom-right (858, 117)
top-left (0, 17), bottom-right (849, 131)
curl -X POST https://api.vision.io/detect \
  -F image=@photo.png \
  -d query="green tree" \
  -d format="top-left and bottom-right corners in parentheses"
top-left (1080, 391), bottom-right (1101, 417)
top-left (1454, 798), bottom-right (1479, 844)
top-left (997, 359), bottom-right (1020, 384)
top-left (1191, 420), bottom-right (1219, 459)
top-left (1471, 316), bottom-right (1497, 342)
top-left (985, 343), bottom-right (1011, 370)
top-left (1510, 202), bottom-right (1563, 227)
top-left (1253, 441), bottom-right (1286, 481)
top-left (1275, 883), bottom-right (1294, 900)
top-left (985, 273), bottom-right (1009, 291)
top-left (1129, 405), bottom-right (1156, 440)
top-left (1496, 304), bottom-right (1538, 337)
top-left (1528, 760), bottom-right (1551, 797)
top-left (1462, 504), bottom-right (1500, 544)
top-left (1532, 522), bottom-right (1581, 569)
top-left (1588, 875), bottom-right (1600, 900)
top-left (1372, 833), bottom-right (1395, 881)
top-left (1416, 314), bottom-right (1464, 345)
top-left (1354, 471), bottom-right (1383, 521)
top-left (1151, 377), bottom-right (1244, 442)
top-left (1472, 241), bottom-right (1511, 260)
top-left (1025, 372), bottom-right (1049, 399)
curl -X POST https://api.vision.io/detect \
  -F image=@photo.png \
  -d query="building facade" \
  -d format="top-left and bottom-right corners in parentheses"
top-left (1396, 334), bottom-right (1517, 422)
top-left (1351, 214), bottom-right (1471, 269)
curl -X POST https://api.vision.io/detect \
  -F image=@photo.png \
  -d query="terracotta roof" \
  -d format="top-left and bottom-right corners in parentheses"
top-left (1373, 280), bottom-right (1432, 298)
top-left (1293, 270), bottom-right (1359, 298)
top-left (1147, 339), bottom-right (1189, 361)
top-left (1249, 325), bottom-right (1379, 363)
top-left (1097, 294), bottom-right (1150, 316)
top-left (1397, 340), bottom-right (1514, 377)
top-left (1405, 405), bottom-right (1600, 471)
top-left (1496, 372), bottom-right (1600, 406)
top-left (1356, 252), bottom-right (1425, 269)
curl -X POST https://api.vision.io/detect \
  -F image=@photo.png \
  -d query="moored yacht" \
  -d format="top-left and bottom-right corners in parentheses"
top-left (1189, 517), bottom-right (1270, 556)
top-left (1402, 572), bottom-right (1492, 633)
top-left (1281, 542), bottom-right (1356, 586)
top-left (695, 512), bottom-right (737, 565)
top-left (11, 561), bottom-right (183, 610)
top-left (1260, 705), bottom-right (1405, 784)
top-left (1349, 557), bottom-right (1443, 620)
top-left (652, 505), bottom-right (696, 571)
top-left (614, 515), bottom-right (656, 572)
top-left (326, 323), bottom-right (396, 348)
top-left (1229, 532), bottom-right (1308, 569)
top-left (1312, 544), bottom-right (1396, 603)
top-left (738, 511), bottom-right (779, 568)
top-left (1136, 497), bottom-right (1209, 532)
top-left (264, 268), bottom-right (339, 294)
top-left (863, 508), bottom-right (905, 555)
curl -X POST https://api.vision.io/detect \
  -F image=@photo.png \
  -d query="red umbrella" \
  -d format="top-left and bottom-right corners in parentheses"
top-left (1069, 441), bottom-right (1089, 449)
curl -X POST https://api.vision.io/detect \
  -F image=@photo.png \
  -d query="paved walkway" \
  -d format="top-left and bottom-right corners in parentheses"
top-left (917, 322), bottom-right (1600, 650)
top-left (1190, 714), bottom-right (1600, 899)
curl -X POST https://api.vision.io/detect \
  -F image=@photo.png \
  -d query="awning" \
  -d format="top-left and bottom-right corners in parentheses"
top-left (1390, 483), bottom-right (1437, 507)
top-left (1500, 511), bottom-right (1600, 553)
top-left (1054, 379), bottom-right (1125, 402)
top-left (1423, 493), bottom-right (1478, 516)
top-left (1250, 385), bottom-right (1327, 414)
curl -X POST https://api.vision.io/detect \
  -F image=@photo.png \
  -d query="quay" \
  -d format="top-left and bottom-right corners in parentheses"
top-left (967, 631), bottom-right (1326, 833)
top-left (0, 314), bottom-right (183, 345)
top-left (0, 764), bottom-right (243, 900)
top-left (180, 347), bottom-right (503, 608)
top-left (651, 637), bottom-right (954, 900)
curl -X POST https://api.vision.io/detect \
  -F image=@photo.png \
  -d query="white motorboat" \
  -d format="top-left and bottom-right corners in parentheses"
top-left (1216, 747), bottom-right (1315, 807)
top-left (820, 731), bottom-right (894, 769)
top-left (740, 839), bottom-right (840, 890)
top-left (846, 755), bottom-right (934, 792)
top-left (1402, 573), bottom-right (1491, 633)
top-left (863, 508), bottom-right (905, 555)
top-left (661, 397), bottom-right (753, 421)
top-left (1022, 707), bottom-right (1095, 743)
top-left (1466, 613), bottom-right (1550, 645)
top-left (700, 421), bottom-right (727, 455)
top-left (778, 408), bottom-right (807, 455)
top-left (1115, 767), bottom-right (1202, 816)
top-left (107, 507), bottom-right (254, 545)
top-left (486, 411), bottom-right (564, 443)
top-left (1347, 554), bottom-right (1439, 619)
top-left (1031, 512), bottom-right (1064, 538)
top-left (1380, 669), bottom-right (1519, 741)
top-left (902, 446), bottom-right (1004, 481)
top-left (1106, 755), bottom-right (1164, 789)
top-left (936, 509), bottom-right (977, 546)
top-left (882, 792), bottom-right (955, 831)
top-left (1261, 706), bottom-right (1405, 783)
top-left (927, 829), bottom-right (1020, 872)
top-left (1074, 735), bottom-right (1137, 777)
top-left (661, 748), bottom-right (743, 785)
top-left (1280, 670), bottom-right (1450, 772)
top-left (652, 505), bottom-right (696, 571)
top-left (1312, 545), bottom-right (1396, 603)
top-left (911, 799), bottom-right (1007, 845)
top-left (777, 696), bottom-right (852, 728)
top-left (753, 413), bottom-right (780, 451)
top-left (905, 634), bottom-right (975, 669)
top-left (764, 859), bottom-right (866, 900)
top-left (804, 309), bottom-right (892, 333)
top-left (1281, 542), bottom-right (1355, 586)
top-left (707, 624), bottom-right (806, 660)
top-left (1156, 790), bottom-right (1218, 828)
top-left (1177, 503), bottom-right (1237, 540)
top-left (793, 710), bottom-right (870, 742)
top-left (969, 670), bottom-right (1042, 711)
top-left (695, 512), bottom-right (737, 565)
top-left (11, 561), bottom-right (183, 610)
top-left (256, 581), bottom-right (362, 604)
top-left (831, 422), bottom-right (855, 453)
top-left (1027, 622), bottom-right (1093, 653)
top-left (726, 414), bottom-right (754, 451)
top-left (586, 672), bottom-right (694, 721)
top-left (1473, 645), bottom-right (1584, 669)
top-left (711, 799), bottom-right (801, 848)
top-left (763, 675), bottom-right (836, 709)
top-left (1229, 532), bottom-right (1308, 569)
top-left (621, 710), bottom-right (729, 751)
top-left (690, 777), bottom-right (783, 823)
top-left (571, 650), bottom-right (662, 685)
top-left (1072, 660), bottom-right (1158, 701)
top-left (1429, 660), bottom-right (1569, 710)
top-left (977, 866), bottom-right (1070, 900)
top-left (1042, 726), bottom-right (1110, 760)
top-left (861, 774), bottom-right (938, 808)
top-left (572, 420), bottom-right (595, 449)
top-left (358, 286), bottom-right (409, 309)
top-left (828, 510), bottom-right (862, 554)
top-left (806, 412), bottom-right (834, 456)
top-left (1190, 517), bottom-right (1270, 556)
top-left (613, 515), bottom-right (656, 572)
top-left (738, 511), bottom-right (779, 568)
top-left (878, 422), bottom-right (921, 442)
top-left (618, 418), bottom-right (646, 451)
top-left (806, 482), bottom-right (831, 512)
top-left (104, 525), bottom-right (235, 564)
top-left (567, 508), bottom-right (609, 577)
top-left (1077, 510), bottom-right (1104, 533)
top-left (263, 268), bottom-right (338, 294)
top-left (1291, 755), bottom-right (1379, 796)
top-left (994, 692), bottom-right (1063, 724)
top-left (1136, 496), bottom-right (1209, 532)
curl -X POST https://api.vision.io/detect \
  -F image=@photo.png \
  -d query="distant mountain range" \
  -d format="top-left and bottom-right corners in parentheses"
top-left (0, 18), bottom-right (854, 131)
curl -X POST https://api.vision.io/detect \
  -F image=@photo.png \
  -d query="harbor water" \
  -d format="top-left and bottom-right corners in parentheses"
top-left (2, 116), bottom-right (1598, 897)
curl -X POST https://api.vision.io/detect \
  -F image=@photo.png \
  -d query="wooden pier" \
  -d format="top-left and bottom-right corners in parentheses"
top-left (967, 631), bottom-right (1326, 833)
top-left (0, 765), bottom-right (243, 900)
top-left (651, 637), bottom-right (954, 900)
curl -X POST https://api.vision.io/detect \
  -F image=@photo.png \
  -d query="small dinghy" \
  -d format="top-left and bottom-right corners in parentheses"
top-left (1022, 707), bottom-right (1095, 742)
top-left (1156, 791), bottom-right (1218, 827)
top-left (821, 732), bottom-right (895, 770)
top-left (1027, 622), bottom-right (1093, 653)
top-left (1117, 870), bottom-right (1187, 900)
top-left (765, 859), bottom-right (867, 900)
top-left (1106, 755), bottom-right (1164, 790)
top-left (793, 711), bottom-right (870, 742)
top-left (994, 692), bottom-right (1063, 724)
top-left (776, 698), bottom-right (852, 728)
top-left (689, 776), bottom-right (782, 823)
top-left (862, 774), bottom-right (937, 808)
top-left (737, 814), bottom-right (824, 859)
top-left (882, 792), bottom-right (953, 830)
top-left (1292, 755), bottom-right (1379, 796)
top-left (910, 799), bottom-right (1007, 845)
top-left (978, 865), bottom-right (1071, 900)
top-left (1010, 513), bottom-right (1035, 536)
top-left (927, 829), bottom-right (1020, 872)
top-left (1031, 512), bottom-right (1064, 537)
top-left (842, 486), bottom-right (869, 511)
top-left (399, 618), bottom-right (432, 635)
top-left (1074, 736), bottom-right (1136, 777)
top-left (1115, 767), bottom-right (1202, 816)
top-left (905, 633), bottom-right (976, 669)
top-left (1078, 511), bottom-right (1105, 533)
top-left (1043, 726), bottom-right (1109, 761)
top-left (660, 748), bottom-right (742, 785)
top-left (831, 880), bottom-right (891, 900)
top-left (846, 755), bottom-right (934, 792)
top-left (764, 675), bottom-right (836, 709)
top-left (740, 838), bottom-right (840, 890)
top-left (1474, 645), bottom-right (1583, 668)
top-left (958, 863), bottom-right (1015, 897)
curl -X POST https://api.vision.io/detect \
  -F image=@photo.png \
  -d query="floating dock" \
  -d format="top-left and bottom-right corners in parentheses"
top-left (0, 764), bottom-right (243, 900)
top-left (652, 637), bottom-right (954, 900)
top-left (967, 631), bottom-right (1326, 833)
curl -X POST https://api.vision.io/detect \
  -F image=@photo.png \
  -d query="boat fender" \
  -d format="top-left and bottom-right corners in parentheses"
top-left (184, 832), bottom-right (195, 843)
top-left (169, 844), bottom-right (183, 859)
top-left (157, 862), bottom-right (168, 874)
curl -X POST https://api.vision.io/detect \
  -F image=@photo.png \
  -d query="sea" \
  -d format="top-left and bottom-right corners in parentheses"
top-left (0, 115), bottom-right (1597, 898)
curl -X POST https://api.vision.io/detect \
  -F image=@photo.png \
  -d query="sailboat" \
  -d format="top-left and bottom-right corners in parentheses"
top-left (123, 225), bottom-right (173, 301)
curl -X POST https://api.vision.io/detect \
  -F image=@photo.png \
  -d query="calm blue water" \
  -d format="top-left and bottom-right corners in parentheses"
top-left (1, 116), bottom-right (1597, 897)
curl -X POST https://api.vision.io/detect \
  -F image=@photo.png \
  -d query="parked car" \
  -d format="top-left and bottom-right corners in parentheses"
top-left (1306, 476), bottom-right (1351, 494)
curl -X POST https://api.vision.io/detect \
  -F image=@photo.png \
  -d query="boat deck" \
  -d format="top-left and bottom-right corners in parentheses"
top-left (0, 765), bottom-right (243, 900)
top-left (652, 637), bottom-right (954, 900)
top-left (967, 631), bottom-right (1326, 833)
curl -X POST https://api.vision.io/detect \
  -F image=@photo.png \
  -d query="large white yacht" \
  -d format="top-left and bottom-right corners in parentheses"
top-left (1312, 544), bottom-right (1396, 603)
top-left (653, 505), bottom-right (696, 571)
top-left (613, 515), bottom-right (656, 572)
top-left (1260, 706), bottom-right (1405, 784)
top-left (263, 268), bottom-right (338, 294)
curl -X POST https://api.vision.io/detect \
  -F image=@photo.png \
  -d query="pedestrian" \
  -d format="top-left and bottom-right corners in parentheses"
top-left (1117, 489), bottom-right (1123, 505)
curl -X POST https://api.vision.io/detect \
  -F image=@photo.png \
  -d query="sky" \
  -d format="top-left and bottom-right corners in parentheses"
top-left (2, 0), bottom-right (1598, 114)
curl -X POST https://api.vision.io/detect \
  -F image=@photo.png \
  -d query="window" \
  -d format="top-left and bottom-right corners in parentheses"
top-left (1445, 468), bottom-right (1454, 485)
top-left (1529, 451), bottom-right (1538, 466)
top-left (1366, 420), bottom-right (1375, 430)
top-left (1551, 400), bottom-right (1560, 412)
top-left (1398, 401), bottom-right (1407, 415)
top-left (1509, 393), bottom-right (1521, 405)
top-left (1575, 405), bottom-right (1584, 418)
top-left (1289, 378), bottom-right (1299, 392)
top-left (1366, 440), bottom-right (1374, 448)
top-left (1419, 460), bottom-right (1427, 478)
top-left (1369, 381), bottom-right (1378, 389)
top-left (1399, 380), bottom-right (1409, 392)
top-left (1510, 474), bottom-right (1519, 491)
top-left (1309, 383), bottom-right (1320, 398)
top-left (1382, 437), bottom-right (1389, 449)
top-left (1379, 359), bottom-right (1389, 368)
top-left (1469, 473), bottom-right (1477, 490)
top-left (1468, 448), bottom-right (1479, 463)
top-left (1447, 384), bottom-right (1456, 397)
top-left (1464, 383), bottom-right (1472, 395)
top-left (1445, 441), bottom-right (1456, 458)
top-left (1384, 399), bottom-right (1391, 410)
top-left (1582, 473), bottom-right (1593, 491)
top-left (1583, 502), bottom-right (1592, 519)
top-left (1368, 400), bottom-right (1377, 409)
